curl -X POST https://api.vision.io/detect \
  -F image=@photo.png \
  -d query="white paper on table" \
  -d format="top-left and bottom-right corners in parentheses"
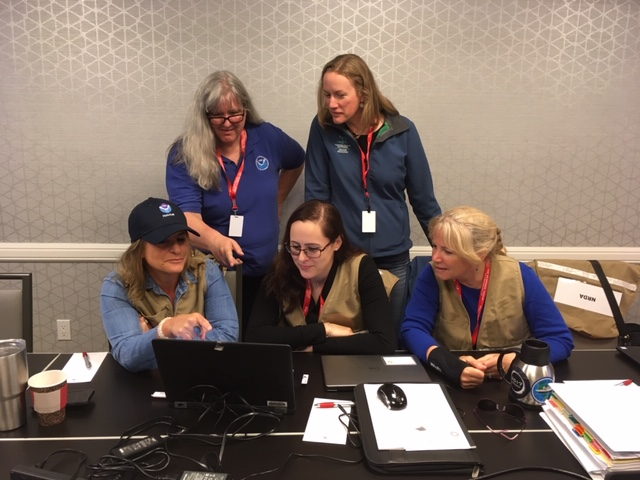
top-left (540, 407), bottom-right (607, 475)
top-left (62, 352), bottom-right (108, 383)
top-left (382, 356), bottom-right (417, 366)
top-left (550, 381), bottom-right (640, 453)
top-left (364, 383), bottom-right (472, 452)
top-left (303, 397), bottom-right (352, 445)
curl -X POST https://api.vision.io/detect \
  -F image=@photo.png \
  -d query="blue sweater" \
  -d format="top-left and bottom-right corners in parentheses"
top-left (305, 114), bottom-right (441, 257)
top-left (401, 262), bottom-right (574, 364)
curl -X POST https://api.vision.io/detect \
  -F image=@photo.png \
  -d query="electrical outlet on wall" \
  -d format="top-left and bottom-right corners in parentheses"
top-left (57, 319), bottom-right (71, 340)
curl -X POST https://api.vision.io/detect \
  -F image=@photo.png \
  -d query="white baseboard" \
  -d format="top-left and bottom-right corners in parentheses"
top-left (1, 243), bottom-right (639, 263)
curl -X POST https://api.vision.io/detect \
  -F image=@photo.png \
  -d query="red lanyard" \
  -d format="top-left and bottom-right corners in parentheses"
top-left (454, 260), bottom-right (491, 348)
top-left (216, 129), bottom-right (247, 213)
top-left (302, 280), bottom-right (325, 318)
top-left (357, 128), bottom-right (375, 211)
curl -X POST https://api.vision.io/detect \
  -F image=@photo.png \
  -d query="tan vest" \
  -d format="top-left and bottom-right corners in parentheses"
top-left (284, 254), bottom-right (397, 330)
top-left (132, 260), bottom-right (208, 327)
top-left (433, 255), bottom-right (531, 350)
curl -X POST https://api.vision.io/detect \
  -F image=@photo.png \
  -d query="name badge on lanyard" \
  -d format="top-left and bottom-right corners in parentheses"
top-left (217, 130), bottom-right (247, 238)
top-left (359, 128), bottom-right (376, 233)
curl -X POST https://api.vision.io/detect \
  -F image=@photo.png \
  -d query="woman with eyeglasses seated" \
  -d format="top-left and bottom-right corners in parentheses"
top-left (101, 198), bottom-right (239, 372)
top-left (245, 200), bottom-right (397, 354)
top-left (166, 71), bottom-right (305, 336)
top-left (401, 206), bottom-right (574, 389)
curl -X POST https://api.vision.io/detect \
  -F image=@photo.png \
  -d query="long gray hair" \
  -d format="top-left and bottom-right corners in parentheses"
top-left (169, 71), bottom-right (263, 190)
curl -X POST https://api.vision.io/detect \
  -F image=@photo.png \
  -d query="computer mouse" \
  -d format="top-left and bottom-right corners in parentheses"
top-left (377, 383), bottom-right (407, 410)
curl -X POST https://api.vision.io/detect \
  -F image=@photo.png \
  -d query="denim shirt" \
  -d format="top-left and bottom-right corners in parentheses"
top-left (101, 258), bottom-right (239, 372)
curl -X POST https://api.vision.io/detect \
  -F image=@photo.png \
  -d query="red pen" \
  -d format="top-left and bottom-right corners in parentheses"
top-left (313, 402), bottom-right (353, 408)
top-left (82, 351), bottom-right (92, 369)
top-left (615, 379), bottom-right (633, 386)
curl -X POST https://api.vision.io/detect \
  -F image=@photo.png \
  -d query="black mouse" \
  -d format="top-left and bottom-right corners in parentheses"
top-left (377, 383), bottom-right (407, 410)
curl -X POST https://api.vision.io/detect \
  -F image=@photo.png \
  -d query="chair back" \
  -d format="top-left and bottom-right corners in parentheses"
top-left (406, 256), bottom-right (432, 303)
top-left (0, 274), bottom-right (33, 352)
top-left (222, 264), bottom-right (243, 339)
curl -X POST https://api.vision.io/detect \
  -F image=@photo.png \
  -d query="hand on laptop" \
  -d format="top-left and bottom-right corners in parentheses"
top-left (161, 313), bottom-right (212, 340)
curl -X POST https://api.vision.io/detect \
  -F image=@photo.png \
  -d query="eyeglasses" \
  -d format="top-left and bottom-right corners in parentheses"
top-left (208, 110), bottom-right (246, 125)
top-left (285, 241), bottom-right (332, 258)
top-left (473, 398), bottom-right (526, 441)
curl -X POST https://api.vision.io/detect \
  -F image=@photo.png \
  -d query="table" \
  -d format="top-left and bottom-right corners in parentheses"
top-left (2, 349), bottom-right (639, 479)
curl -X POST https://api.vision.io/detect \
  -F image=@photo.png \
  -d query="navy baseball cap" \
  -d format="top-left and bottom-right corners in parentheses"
top-left (128, 197), bottom-right (200, 244)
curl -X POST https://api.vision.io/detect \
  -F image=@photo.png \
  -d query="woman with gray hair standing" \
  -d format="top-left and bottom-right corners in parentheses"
top-left (166, 71), bottom-right (305, 334)
top-left (401, 206), bottom-right (573, 389)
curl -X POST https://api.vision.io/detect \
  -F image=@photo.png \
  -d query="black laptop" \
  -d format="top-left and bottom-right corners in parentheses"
top-left (152, 339), bottom-right (296, 414)
top-left (321, 354), bottom-right (431, 391)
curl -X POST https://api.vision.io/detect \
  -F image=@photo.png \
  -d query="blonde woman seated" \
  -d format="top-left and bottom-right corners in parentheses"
top-left (101, 198), bottom-right (239, 372)
top-left (245, 200), bottom-right (397, 354)
top-left (401, 206), bottom-right (573, 388)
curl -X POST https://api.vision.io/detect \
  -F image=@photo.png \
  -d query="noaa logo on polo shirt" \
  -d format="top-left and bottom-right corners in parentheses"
top-left (255, 156), bottom-right (269, 171)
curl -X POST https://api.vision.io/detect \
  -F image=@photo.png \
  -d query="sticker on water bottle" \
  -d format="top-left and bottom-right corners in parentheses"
top-left (531, 376), bottom-right (554, 403)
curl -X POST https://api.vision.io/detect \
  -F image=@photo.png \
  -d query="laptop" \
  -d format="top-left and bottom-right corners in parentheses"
top-left (152, 339), bottom-right (296, 413)
top-left (321, 354), bottom-right (431, 391)
top-left (617, 345), bottom-right (640, 369)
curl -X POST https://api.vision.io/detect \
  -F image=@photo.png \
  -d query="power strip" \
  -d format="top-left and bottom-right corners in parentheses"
top-left (179, 472), bottom-right (229, 480)
top-left (112, 435), bottom-right (165, 458)
top-left (10, 465), bottom-right (86, 480)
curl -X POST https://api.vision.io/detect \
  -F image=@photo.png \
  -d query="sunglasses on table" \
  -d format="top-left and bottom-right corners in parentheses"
top-left (473, 398), bottom-right (527, 441)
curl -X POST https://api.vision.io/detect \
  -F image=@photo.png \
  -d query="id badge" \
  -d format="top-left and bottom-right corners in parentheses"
top-left (362, 210), bottom-right (376, 233)
top-left (229, 214), bottom-right (244, 237)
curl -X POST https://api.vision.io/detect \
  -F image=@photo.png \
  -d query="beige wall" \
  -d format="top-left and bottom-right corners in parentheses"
top-left (1, 1), bottom-right (639, 352)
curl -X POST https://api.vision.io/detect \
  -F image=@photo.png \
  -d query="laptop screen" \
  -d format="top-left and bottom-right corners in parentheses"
top-left (152, 339), bottom-right (296, 414)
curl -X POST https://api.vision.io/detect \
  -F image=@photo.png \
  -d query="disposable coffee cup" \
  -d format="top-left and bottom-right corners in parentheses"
top-left (0, 339), bottom-right (28, 431)
top-left (27, 370), bottom-right (68, 426)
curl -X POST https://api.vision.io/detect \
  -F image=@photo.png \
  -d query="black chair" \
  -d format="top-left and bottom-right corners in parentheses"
top-left (221, 264), bottom-right (243, 340)
top-left (0, 273), bottom-right (34, 352)
top-left (406, 256), bottom-right (432, 302)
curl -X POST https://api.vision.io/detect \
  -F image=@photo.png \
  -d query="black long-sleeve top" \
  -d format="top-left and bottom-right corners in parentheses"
top-left (245, 255), bottom-right (396, 354)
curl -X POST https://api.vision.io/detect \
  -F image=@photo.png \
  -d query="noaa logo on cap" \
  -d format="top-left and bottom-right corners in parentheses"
top-left (159, 203), bottom-right (172, 214)
top-left (255, 156), bottom-right (269, 171)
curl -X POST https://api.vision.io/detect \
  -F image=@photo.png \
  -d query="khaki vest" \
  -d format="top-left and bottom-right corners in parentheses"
top-left (433, 255), bottom-right (531, 350)
top-left (284, 254), bottom-right (397, 330)
top-left (132, 260), bottom-right (208, 327)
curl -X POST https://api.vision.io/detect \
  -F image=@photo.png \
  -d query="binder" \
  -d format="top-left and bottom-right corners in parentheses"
top-left (354, 383), bottom-right (483, 475)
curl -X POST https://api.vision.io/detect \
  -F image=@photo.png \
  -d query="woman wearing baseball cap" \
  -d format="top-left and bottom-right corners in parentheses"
top-left (101, 197), bottom-right (239, 372)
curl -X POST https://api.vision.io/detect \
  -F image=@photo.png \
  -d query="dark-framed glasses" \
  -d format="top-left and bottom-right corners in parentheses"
top-left (473, 398), bottom-right (526, 441)
top-left (208, 110), bottom-right (246, 125)
top-left (285, 241), bottom-right (332, 258)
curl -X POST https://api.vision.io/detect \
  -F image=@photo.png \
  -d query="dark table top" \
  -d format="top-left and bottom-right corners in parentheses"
top-left (2, 348), bottom-right (638, 479)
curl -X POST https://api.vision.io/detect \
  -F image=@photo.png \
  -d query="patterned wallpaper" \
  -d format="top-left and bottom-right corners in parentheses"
top-left (1, 0), bottom-right (639, 351)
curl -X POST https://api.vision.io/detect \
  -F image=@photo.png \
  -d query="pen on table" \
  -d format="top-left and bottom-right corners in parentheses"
top-left (313, 402), bottom-right (354, 408)
top-left (615, 379), bottom-right (633, 386)
top-left (82, 351), bottom-right (92, 369)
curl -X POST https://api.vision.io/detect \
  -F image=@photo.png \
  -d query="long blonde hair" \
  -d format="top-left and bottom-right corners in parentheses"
top-left (169, 71), bottom-right (263, 191)
top-left (117, 240), bottom-right (206, 303)
top-left (317, 53), bottom-right (398, 129)
top-left (429, 206), bottom-right (507, 267)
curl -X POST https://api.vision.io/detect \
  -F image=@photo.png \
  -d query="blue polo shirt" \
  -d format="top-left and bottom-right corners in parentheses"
top-left (166, 122), bottom-right (305, 276)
